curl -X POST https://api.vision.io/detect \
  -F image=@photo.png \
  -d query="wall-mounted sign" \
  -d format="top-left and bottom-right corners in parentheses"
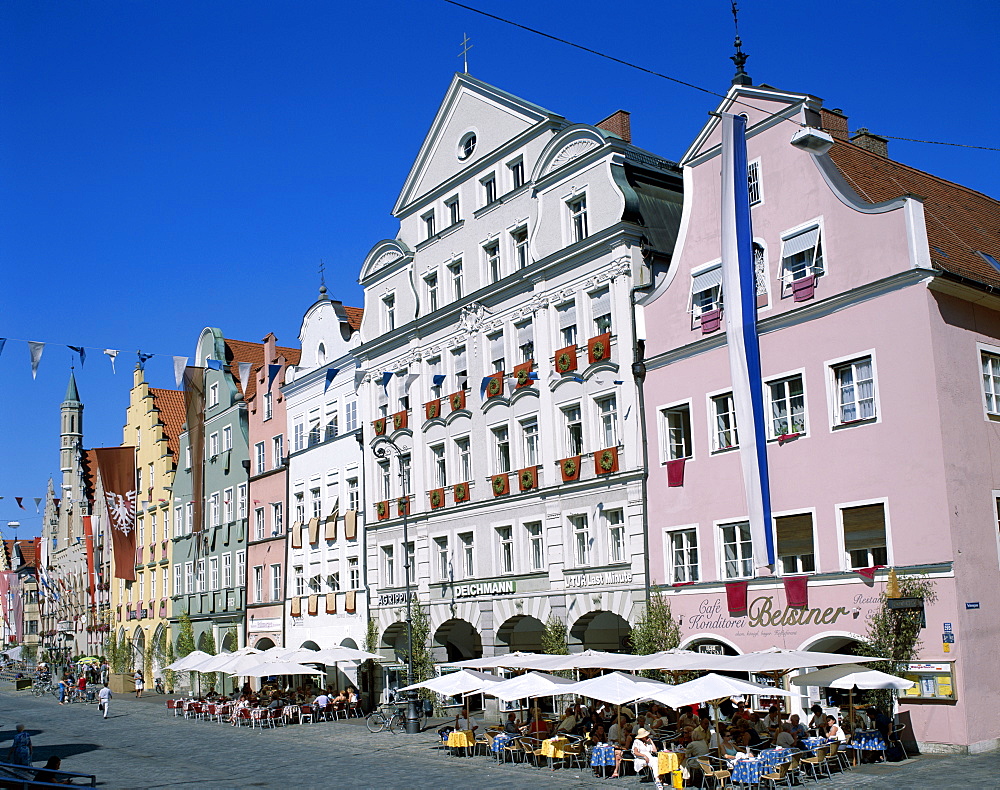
top-left (943, 622), bottom-right (952, 632)
top-left (566, 572), bottom-right (633, 589)
top-left (449, 580), bottom-right (517, 599)
top-left (942, 633), bottom-right (954, 643)
top-left (965, 602), bottom-right (980, 610)
top-left (378, 591), bottom-right (418, 606)
top-left (901, 661), bottom-right (955, 701)
top-left (249, 618), bottom-right (281, 632)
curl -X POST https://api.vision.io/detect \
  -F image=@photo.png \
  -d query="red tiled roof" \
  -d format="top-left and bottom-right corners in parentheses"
top-left (5, 539), bottom-right (37, 569)
top-left (223, 339), bottom-right (301, 402)
top-left (829, 140), bottom-right (1000, 290)
top-left (344, 306), bottom-right (364, 331)
top-left (150, 387), bottom-right (186, 461)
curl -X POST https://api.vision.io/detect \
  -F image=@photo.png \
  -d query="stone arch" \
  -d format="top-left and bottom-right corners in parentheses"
top-left (433, 618), bottom-right (483, 663)
top-left (340, 638), bottom-right (359, 650)
top-left (679, 633), bottom-right (742, 656)
top-left (569, 610), bottom-right (631, 653)
top-left (131, 626), bottom-right (146, 672)
top-left (151, 623), bottom-right (167, 676)
top-left (496, 615), bottom-right (545, 653)
top-left (379, 621), bottom-right (409, 662)
top-left (791, 631), bottom-right (869, 714)
top-left (300, 640), bottom-right (321, 651)
top-left (254, 637), bottom-right (277, 650)
top-left (220, 629), bottom-right (238, 653)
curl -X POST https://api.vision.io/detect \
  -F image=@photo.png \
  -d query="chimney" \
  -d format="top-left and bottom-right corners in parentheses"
top-left (819, 107), bottom-right (849, 141)
top-left (850, 128), bottom-right (889, 158)
top-left (596, 110), bottom-right (631, 144)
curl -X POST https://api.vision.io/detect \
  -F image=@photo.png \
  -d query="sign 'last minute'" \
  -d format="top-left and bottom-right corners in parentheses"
top-left (686, 597), bottom-right (852, 631)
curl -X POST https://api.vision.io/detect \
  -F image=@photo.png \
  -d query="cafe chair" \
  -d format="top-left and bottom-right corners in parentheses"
top-left (501, 736), bottom-right (524, 764)
top-left (760, 761), bottom-right (791, 789)
top-left (801, 746), bottom-right (831, 781)
top-left (889, 724), bottom-right (908, 760)
top-left (826, 741), bottom-right (850, 773)
top-left (697, 756), bottom-right (732, 789)
top-left (166, 699), bottom-right (180, 717)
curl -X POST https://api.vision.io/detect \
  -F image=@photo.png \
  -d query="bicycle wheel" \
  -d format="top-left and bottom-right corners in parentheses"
top-left (388, 713), bottom-right (405, 734)
top-left (366, 712), bottom-right (386, 733)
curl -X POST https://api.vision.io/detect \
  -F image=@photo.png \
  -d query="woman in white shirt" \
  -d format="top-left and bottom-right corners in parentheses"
top-left (825, 715), bottom-right (847, 742)
top-left (632, 729), bottom-right (663, 790)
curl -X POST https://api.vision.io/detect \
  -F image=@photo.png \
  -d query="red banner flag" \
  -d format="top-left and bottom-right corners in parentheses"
top-left (83, 516), bottom-right (96, 607)
top-left (94, 447), bottom-right (137, 581)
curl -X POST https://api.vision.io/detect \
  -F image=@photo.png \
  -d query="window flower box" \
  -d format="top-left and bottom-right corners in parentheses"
top-left (513, 360), bottom-right (535, 389)
top-left (375, 501), bottom-right (390, 521)
top-left (425, 399), bottom-right (441, 420)
top-left (484, 372), bottom-right (504, 399)
top-left (449, 390), bottom-right (466, 412)
top-left (428, 488), bottom-right (445, 510)
top-left (453, 481), bottom-right (470, 503)
top-left (518, 466), bottom-right (538, 492)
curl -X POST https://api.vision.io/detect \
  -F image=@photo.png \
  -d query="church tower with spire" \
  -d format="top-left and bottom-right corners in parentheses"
top-left (58, 372), bottom-right (85, 544)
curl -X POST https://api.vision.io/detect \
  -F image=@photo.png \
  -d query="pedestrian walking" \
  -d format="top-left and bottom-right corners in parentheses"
top-left (133, 669), bottom-right (144, 698)
top-left (99, 660), bottom-right (109, 687)
top-left (57, 676), bottom-right (68, 705)
top-left (7, 724), bottom-right (32, 765)
top-left (98, 683), bottom-right (112, 719)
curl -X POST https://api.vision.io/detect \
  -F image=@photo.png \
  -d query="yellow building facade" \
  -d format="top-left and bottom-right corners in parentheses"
top-left (113, 366), bottom-right (185, 681)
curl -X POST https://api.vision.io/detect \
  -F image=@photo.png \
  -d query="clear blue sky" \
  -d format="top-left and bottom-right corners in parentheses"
top-left (2, 0), bottom-right (997, 539)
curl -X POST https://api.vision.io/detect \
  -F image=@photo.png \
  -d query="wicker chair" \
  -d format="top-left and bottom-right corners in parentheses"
top-left (760, 760), bottom-right (791, 789)
top-left (801, 745), bottom-right (831, 780)
top-left (697, 756), bottom-right (732, 789)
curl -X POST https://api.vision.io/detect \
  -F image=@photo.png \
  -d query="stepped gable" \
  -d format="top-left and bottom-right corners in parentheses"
top-left (150, 388), bottom-right (186, 461)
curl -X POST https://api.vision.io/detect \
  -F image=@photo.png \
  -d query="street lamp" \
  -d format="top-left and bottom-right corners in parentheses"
top-left (371, 436), bottom-right (420, 735)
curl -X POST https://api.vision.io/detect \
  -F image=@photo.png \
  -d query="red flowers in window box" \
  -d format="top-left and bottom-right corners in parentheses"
top-left (588, 332), bottom-right (612, 364)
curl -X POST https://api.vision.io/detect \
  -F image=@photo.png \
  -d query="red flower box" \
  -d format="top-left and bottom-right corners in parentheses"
top-left (485, 372), bottom-right (504, 399)
top-left (397, 497), bottom-right (410, 517)
top-left (375, 501), bottom-right (390, 521)
top-left (518, 466), bottom-right (538, 492)
top-left (392, 410), bottom-right (408, 431)
top-left (587, 332), bottom-right (612, 364)
top-left (372, 418), bottom-right (387, 436)
top-left (449, 390), bottom-right (467, 412)
top-left (453, 482), bottom-right (470, 503)
top-left (513, 361), bottom-right (534, 389)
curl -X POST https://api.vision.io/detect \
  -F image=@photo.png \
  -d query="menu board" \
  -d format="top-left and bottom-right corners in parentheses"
top-left (900, 661), bottom-right (956, 700)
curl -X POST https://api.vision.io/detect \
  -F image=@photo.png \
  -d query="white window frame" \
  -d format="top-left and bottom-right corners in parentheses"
top-left (252, 565), bottom-right (263, 603)
top-left (455, 436), bottom-right (472, 483)
top-left (765, 370), bottom-right (808, 440)
top-left (430, 443), bottom-right (447, 488)
top-left (208, 382), bottom-right (219, 408)
top-left (747, 158), bottom-right (762, 206)
top-left (382, 292), bottom-right (396, 332)
top-left (507, 157), bottom-right (524, 191)
top-left (445, 195), bottom-right (461, 226)
top-left (557, 299), bottom-right (578, 348)
top-left (567, 193), bottom-right (588, 243)
top-left (659, 400), bottom-right (694, 463)
top-left (460, 532), bottom-right (475, 579)
top-left (222, 486), bottom-right (234, 523)
top-left (779, 219), bottom-right (825, 287)
top-left (520, 416), bottom-right (539, 467)
top-left (270, 564), bottom-right (282, 602)
top-left (449, 259), bottom-right (464, 301)
top-left (424, 272), bottom-right (439, 313)
top-left (237, 483), bottom-right (247, 520)
top-left (571, 514), bottom-right (591, 567)
top-left (235, 550), bottom-right (245, 586)
top-left (481, 173), bottom-right (497, 206)
top-left (209, 492), bottom-right (220, 528)
top-left (262, 393), bottom-right (272, 422)
top-left (835, 497), bottom-right (892, 571)
top-left (512, 225), bottom-right (529, 269)
top-left (773, 508), bottom-right (819, 576)
top-left (525, 521), bottom-right (544, 571)
top-left (209, 432), bottom-right (219, 459)
top-left (222, 424), bottom-right (233, 450)
top-left (708, 390), bottom-right (739, 452)
top-left (717, 520), bottom-right (753, 580)
top-left (826, 350), bottom-right (879, 428)
top-left (496, 525), bottom-right (514, 575)
top-left (664, 525), bottom-right (700, 584)
top-left (422, 210), bottom-right (436, 240)
top-left (562, 403), bottom-right (584, 457)
top-left (255, 441), bottom-right (266, 475)
top-left (435, 537), bottom-right (450, 581)
top-left (595, 393), bottom-right (619, 449)
top-left (485, 240), bottom-right (501, 283)
top-left (209, 557), bottom-right (219, 591)
top-left (978, 343), bottom-right (1000, 421)
top-left (492, 424), bottom-right (511, 474)
top-left (690, 260), bottom-right (723, 318)
top-left (222, 553), bottom-right (232, 588)
top-left (606, 509), bottom-right (626, 565)
top-left (382, 546), bottom-right (395, 588)
top-left (589, 286), bottom-right (613, 336)
top-left (254, 507), bottom-right (265, 541)
top-left (345, 400), bottom-right (358, 433)
top-left (753, 241), bottom-right (770, 305)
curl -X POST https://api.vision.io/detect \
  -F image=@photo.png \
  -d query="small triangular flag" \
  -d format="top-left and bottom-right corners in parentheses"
top-left (354, 368), bottom-right (365, 391)
top-left (380, 372), bottom-right (392, 393)
top-left (432, 374), bottom-right (446, 387)
top-left (28, 341), bottom-right (44, 379)
top-left (0, 339), bottom-right (5, 357)
top-left (15, 497), bottom-right (25, 510)
top-left (104, 349), bottom-right (119, 373)
top-left (404, 373), bottom-right (419, 392)
top-left (324, 368), bottom-right (339, 392)
top-left (33, 497), bottom-right (42, 513)
top-left (137, 351), bottom-right (154, 371)
top-left (267, 364), bottom-right (282, 391)
top-left (173, 357), bottom-right (189, 388)
top-left (238, 362), bottom-right (252, 393)
top-left (67, 346), bottom-right (86, 366)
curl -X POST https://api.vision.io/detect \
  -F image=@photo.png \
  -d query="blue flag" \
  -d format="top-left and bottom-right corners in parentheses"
top-left (268, 364), bottom-right (282, 391)
top-left (206, 358), bottom-right (223, 371)
top-left (324, 368), bottom-right (340, 392)
top-left (720, 112), bottom-right (774, 570)
top-left (380, 371), bottom-right (392, 393)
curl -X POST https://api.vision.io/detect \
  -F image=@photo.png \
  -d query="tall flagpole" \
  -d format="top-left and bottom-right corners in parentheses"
top-left (719, 112), bottom-right (774, 572)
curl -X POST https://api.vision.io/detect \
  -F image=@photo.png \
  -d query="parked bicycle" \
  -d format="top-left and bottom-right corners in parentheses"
top-left (365, 703), bottom-right (425, 734)
top-left (31, 678), bottom-right (53, 697)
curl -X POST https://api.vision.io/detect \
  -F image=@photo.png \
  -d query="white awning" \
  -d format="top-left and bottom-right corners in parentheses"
top-left (781, 227), bottom-right (820, 258)
top-left (691, 265), bottom-right (723, 293)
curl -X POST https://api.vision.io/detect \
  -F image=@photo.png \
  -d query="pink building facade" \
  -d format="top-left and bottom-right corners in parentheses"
top-left (246, 333), bottom-right (300, 650)
top-left (638, 83), bottom-right (1000, 752)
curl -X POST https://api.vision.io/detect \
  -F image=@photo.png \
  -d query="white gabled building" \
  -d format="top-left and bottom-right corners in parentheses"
top-left (282, 289), bottom-right (368, 690)
top-left (355, 74), bottom-right (683, 697)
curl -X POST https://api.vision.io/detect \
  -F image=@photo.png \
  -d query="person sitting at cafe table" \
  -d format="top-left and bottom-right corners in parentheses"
top-left (692, 718), bottom-right (712, 743)
top-left (807, 704), bottom-right (827, 735)
top-left (788, 714), bottom-right (808, 745)
top-left (710, 723), bottom-right (739, 757)
top-left (632, 729), bottom-right (664, 790)
top-left (526, 708), bottom-right (550, 737)
top-left (313, 690), bottom-right (331, 709)
top-left (556, 706), bottom-right (579, 734)
top-left (774, 722), bottom-right (796, 749)
top-left (763, 705), bottom-right (783, 731)
top-left (826, 714), bottom-right (848, 742)
top-left (608, 719), bottom-right (634, 779)
top-left (455, 707), bottom-right (478, 734)
top-left (685, 729), bottom-right (711, 760)
top-left (677, 709), bottom-right (699, 731)
top-left (502, 712), bottom-right (523, 735)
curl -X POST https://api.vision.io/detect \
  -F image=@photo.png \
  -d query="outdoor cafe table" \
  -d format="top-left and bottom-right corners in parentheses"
top-left (657, 750), bottom-right (683, 775)
top-left (853, 730), bottom-right (887, 751)
top-left (730, 756), bottom-right (765, 785)
top-left (591, 744), bottom-right (615, 768)
top-left (447, 730), bottom-right (475, 750)
top-left (758, 748), bottom-right (790, 770)
top-left (540, 736), bottom-right (570, 759)
top-left (801, 736), bottom-right (828, 751)
top-left (491, 733), bottom-right (513, 754)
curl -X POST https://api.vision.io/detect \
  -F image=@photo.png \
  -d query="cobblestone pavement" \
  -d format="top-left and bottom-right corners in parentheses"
top-left (1, 686), bottom-right (998, 789)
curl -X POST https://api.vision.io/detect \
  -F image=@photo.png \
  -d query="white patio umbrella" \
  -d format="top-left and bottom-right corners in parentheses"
top-left (561, 671), bottom-right (671, 706)
top-left (313, 646), bottom-right (379, 663)
top-left (164, 650), bottom-right (214, 672)
top-left (627, 649), bottom-right (735, 673)
top-left (566, 651), bottom-right (638, 670)
top-left (790, 663), bottom-right (913, 731)
top-left (200, 652), bottom-right (276, 675)
top-left (195, 647), bottom-right (261, 673)
top-left (240, 660), bottom-right (323, 678)
top-left (486, 670), bottom-right (577, 703)
top-left (397, 668), bottom-right (502, 696)
top-left (713, 648), bottom-right (888, 674)
top-left (441, 651), bottom-right (538, 669)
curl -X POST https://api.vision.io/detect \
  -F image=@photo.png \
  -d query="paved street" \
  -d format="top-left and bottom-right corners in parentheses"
top-left (1, 685), bottom-right (998, 789)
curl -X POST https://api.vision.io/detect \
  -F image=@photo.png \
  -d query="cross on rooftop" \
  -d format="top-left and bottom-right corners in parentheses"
top-left (459, 33), bottom-right (472, 74)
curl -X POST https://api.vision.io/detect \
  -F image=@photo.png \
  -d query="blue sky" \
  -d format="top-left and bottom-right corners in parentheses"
top-left (2, 0), bottom-right (997, 539)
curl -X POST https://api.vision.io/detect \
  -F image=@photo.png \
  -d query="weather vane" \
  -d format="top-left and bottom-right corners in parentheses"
top-left (730, 2), bottom-right (751, 86)
top-left (459, 33), bottom-right (472, 74)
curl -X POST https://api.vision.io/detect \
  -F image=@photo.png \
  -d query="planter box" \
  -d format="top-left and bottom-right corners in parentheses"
top-left (109, 672), bottom-right (135, 695)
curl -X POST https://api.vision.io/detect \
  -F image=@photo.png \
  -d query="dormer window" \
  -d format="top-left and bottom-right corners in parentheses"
top-left (568, 195), bottom-right (588, 242)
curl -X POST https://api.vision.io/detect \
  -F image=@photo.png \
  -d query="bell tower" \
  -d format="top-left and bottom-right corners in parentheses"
top-left (59, 372), bottom-right (84, 542)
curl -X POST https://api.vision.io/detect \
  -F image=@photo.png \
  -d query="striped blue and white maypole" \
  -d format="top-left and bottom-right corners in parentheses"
top-left (720, 112), bottom-right (774, 571)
